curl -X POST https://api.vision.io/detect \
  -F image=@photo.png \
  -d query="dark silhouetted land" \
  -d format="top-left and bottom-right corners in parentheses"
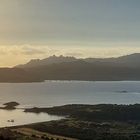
top-left (1, 53), bottom-right (140, 82)
top-left (11, 104), bottom-right (140, 140)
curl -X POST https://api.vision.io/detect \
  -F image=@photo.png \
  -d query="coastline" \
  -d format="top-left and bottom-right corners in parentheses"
top-left (2, 103), bottom-right (140, 140)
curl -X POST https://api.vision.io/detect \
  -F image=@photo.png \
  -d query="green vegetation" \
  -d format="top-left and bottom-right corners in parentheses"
top-left (0, 128), bottom-right (70, 140)
top-left (25, 104), bottom-right (140, 121)
top-left (3, 104), bottom-right (140, 139)
top-left (24, 104), bottom-right (140, 140)
top-left (26, 119), bottom-right (140, 140)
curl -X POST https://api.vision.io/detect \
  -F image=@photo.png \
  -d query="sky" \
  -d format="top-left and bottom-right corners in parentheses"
top-left (0, 0), bottom-right (140, 66)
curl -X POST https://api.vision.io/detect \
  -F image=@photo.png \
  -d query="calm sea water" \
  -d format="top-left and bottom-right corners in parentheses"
top-left (0, 109), bottom-right (63, 127)
top-left (0, 80), bottom-right (140, 127)
top-left (0, 80), bottom-right (140, 107)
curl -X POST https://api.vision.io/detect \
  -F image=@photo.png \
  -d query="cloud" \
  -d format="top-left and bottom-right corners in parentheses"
top-left (0, 44), bottom-right (140, 67)
top-left (0, 45), bottom-right (49, 56)
top-left (21, 45), bottom-right (46, 55)
top-left (65, 52), bottom-right (84, 57)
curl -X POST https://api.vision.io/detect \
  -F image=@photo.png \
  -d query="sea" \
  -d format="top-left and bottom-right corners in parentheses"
top-left (0, 80), bottom-right (140, 127)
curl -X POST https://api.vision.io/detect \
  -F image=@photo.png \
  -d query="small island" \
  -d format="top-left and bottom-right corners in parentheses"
top-left (3, 102), bottom-right (20, 110)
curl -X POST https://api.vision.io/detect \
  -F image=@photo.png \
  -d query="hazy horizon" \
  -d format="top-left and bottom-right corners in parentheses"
top-left (2, 52), bottom-right (140, 68)
top-left (0, 0), bottom-right (140, 66)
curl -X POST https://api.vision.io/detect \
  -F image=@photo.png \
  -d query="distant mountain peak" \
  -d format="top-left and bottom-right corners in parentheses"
top-left (10, 53), bottom-right (140, 82)
top-left (15, 53), bottom-right (140, 68)
top-left (16, 55), bottom-right (77, 68)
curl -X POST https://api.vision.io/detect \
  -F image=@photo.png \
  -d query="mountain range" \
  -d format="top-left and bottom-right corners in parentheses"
top-left (16, 53), bottom-right (140, 68)
top-left (13, 53), bottom-right (140, 82)
top-left (0, 53), bottom-right (140, 82)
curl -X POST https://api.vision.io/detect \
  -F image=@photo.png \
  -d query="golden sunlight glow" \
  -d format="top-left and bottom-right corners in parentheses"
top-left (0, 45), bottom-right (140, 67)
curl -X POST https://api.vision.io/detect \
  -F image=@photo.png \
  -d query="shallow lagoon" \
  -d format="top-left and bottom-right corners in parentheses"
top-left (0, 109), bottom-right (63, 127)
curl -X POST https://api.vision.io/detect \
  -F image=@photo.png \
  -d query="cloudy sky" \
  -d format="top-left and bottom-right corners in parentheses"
top-left (0, 0), bottom-right (140, 66)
